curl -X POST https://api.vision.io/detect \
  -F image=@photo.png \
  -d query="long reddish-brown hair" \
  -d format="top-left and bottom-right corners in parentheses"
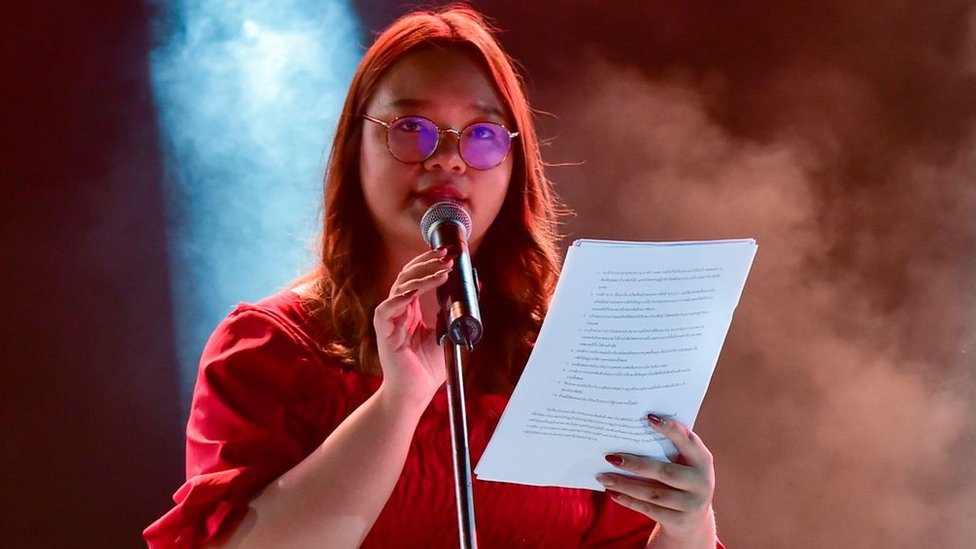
top-left (300, 5), bottom-right (563, 393)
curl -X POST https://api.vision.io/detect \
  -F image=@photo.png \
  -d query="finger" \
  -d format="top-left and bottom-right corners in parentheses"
top-left (394, 266), bottom-right (452, 296)
top-left (603, 453), bottom-right (697, 491)
top-left (647, 414), bottom-right (713, 468)
top-left (375, 288), bottom-right (419, 314)
top-left (396, 249), bottom-right (451, 280)
top-left (402, 248), bottom-right (451, 272)
top-left (596, 473), bottom-right (702, 513)
top-left (393, 257), bottom-right (453, 292)
top-left (374, 266), bottom-right (451, 334)
top-left (598, 474), bottom-right (698, 513)
top-left (604, 490), bottom-right (687, 526)
top-left (406, 247), bottom-right (449, 265)
top-left (373, 288), bottom-right (420, 337)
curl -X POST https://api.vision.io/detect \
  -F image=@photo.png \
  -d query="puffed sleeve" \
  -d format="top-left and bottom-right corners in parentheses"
top-left (143, 304), bottom-right (329, 548)
top-left (581, 493), bottom-right (727, 548)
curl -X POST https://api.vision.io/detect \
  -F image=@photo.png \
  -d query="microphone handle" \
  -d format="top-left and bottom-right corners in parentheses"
top-left (429, 221), bottom-right (483, 350)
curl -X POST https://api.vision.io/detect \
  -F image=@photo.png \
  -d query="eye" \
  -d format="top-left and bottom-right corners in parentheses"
top-left (468, 123), bottom-right (502, 140)
top-left (393, 117), bottom-right (429, 133)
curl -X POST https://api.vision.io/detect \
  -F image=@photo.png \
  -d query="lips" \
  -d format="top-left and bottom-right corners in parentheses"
top-left (413, 184), bottom-right (466, 207)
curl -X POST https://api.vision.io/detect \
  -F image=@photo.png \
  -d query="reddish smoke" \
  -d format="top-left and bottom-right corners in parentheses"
top-left (360, 2), bottom-right (976, 545)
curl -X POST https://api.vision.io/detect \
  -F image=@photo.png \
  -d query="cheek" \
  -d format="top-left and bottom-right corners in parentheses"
top-left (359, 136), bottom-right (384, 187)
top-left (493, 160), bottom-right (515, 208)
top-left (474, 164), bottom-right (514, 238)
top-left (359, 142), bottom-right (395, 221)
top-left (360, 134), bottom-right (403, 198)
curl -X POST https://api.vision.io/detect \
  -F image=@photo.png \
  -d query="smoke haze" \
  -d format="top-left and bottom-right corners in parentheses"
top-left (511, 4), bottom-right (976, 546)
top-left (355, 1), bottom-right (976, 544)
top-left (141, 1), bottom-right (976, 545)
top-left (13, 0), bottom-right (972, 546)
top-left (149, 0), bottom-right (362, 404)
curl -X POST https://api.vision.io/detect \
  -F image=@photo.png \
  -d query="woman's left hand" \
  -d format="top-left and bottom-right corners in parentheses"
top-left (596, 415), bottom-right (717, 548)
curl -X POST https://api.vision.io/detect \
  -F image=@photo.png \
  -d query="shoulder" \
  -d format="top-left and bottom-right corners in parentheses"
top-left (194, 288), bottom-right (339, 396)
top-left (188, 289), bottom-right (367, 447)
top-left (205, 288), bottom-right (326, 358)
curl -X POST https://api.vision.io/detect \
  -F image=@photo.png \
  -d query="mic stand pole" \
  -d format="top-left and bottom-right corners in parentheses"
top-left (439, 316), bottom-right (478, 549)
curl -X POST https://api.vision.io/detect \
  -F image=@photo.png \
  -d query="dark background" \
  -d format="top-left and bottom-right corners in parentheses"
top-left (3, 1), bottom-right (975, 547)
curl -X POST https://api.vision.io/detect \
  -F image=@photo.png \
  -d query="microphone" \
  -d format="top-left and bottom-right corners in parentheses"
top-left (420, 201), bottom-right (482, 350)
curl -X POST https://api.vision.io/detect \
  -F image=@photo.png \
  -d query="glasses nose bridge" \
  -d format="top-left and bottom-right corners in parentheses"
top-left (428, 125), bottom-right (464, 163)
top-left (437, 126), bottom-right (463, 140)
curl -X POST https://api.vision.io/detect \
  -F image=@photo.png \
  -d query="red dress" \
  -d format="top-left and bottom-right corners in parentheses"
top-left (144, 290), bottom-right (721, 548)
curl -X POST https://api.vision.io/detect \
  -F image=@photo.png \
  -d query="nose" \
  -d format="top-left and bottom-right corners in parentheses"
top-left (423, 130), bottom-right (466, 173)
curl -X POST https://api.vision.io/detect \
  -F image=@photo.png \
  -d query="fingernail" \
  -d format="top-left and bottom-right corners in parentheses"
top-left (607, 489), bottom-right (622, 501)
top-left (595, 473), bottom-right (615, 487)
top-left (647, 413), bottom-right (666, 426)
top-left (604, 454), bottom-right (624, 467)
top-left (401, 288), bottom-right (418, 298)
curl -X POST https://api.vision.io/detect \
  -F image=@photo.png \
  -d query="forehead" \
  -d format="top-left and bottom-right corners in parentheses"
top-left (367, 47), bottom-right (508, 118)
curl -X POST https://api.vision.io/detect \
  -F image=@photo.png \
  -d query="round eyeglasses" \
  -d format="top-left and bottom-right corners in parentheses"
top-left (362, 114), bottom-right (519, 170)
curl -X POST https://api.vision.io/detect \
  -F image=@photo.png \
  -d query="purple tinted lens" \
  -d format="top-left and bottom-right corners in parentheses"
top-left (388, 117), bottom-right (439, 162)
top-left (460, 123), bottom-right (511, 169)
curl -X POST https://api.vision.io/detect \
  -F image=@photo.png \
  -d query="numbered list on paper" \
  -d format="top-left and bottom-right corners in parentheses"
top-left (475, 240), bottom-right (756, 490)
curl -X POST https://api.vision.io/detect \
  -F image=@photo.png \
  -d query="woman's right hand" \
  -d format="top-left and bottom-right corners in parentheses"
top-left (373, 248), bottom-right (453, 404)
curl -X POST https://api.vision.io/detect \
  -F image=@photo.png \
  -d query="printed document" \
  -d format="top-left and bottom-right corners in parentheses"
top-left (475, 238), bottom-right (758, 491)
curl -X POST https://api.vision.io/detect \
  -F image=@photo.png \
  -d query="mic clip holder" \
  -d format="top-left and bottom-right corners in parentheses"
top-left (436, 265), bottom-right (480, 350)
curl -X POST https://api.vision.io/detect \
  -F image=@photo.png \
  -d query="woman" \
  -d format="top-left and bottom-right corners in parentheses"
top-left (145, 6), bottom-right (722, 548)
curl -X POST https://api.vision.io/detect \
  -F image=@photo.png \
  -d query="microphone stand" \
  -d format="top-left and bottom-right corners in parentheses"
top-left (438, 315), bottom-right (478, 549)
top-left (424, 202), bottom-right (481, 548)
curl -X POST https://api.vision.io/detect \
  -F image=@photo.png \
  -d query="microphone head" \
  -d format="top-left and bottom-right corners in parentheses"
top-left (420, 200), bottom-right (472, 245)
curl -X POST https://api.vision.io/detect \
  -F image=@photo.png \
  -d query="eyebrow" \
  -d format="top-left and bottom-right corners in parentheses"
top-left (385, 98), bottom-right (508, 120)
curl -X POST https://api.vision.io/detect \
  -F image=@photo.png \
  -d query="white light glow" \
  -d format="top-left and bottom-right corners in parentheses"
top-left (150, 0), bottom-right (363, 407)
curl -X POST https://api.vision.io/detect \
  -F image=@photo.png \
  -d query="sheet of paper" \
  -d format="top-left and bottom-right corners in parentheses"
top-left (474, 238), bottom-right (757, 491)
